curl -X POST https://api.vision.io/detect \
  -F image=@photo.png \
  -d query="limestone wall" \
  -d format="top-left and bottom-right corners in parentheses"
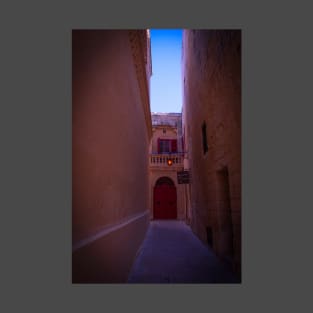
top-left (182, 30), bottom-right (241, 276)
top-left (72, 30), bottom-right (152, 283)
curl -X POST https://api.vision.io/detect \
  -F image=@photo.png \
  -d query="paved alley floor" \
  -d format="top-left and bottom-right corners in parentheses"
top-left (127, 220), bottom-right (240, 284)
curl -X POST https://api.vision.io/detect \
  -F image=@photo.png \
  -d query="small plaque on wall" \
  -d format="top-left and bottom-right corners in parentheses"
top-left (177, 170), bottom-right (190, 184)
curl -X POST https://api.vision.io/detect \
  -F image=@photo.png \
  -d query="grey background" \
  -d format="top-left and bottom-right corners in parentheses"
top-left (1, 0), bottom-right (312, 312)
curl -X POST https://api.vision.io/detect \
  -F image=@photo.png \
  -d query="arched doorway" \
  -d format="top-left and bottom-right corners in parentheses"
top-left (153, 177), bottom-right (177, 219)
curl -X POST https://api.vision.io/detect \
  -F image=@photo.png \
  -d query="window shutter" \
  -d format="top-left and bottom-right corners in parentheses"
top-left (171, 139), bottom-right (177, 153)
top-left (157, 138), bottom-right (160, 153)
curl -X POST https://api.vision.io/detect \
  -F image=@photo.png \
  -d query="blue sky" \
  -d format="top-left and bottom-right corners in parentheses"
top-left (149, 29), bottom-right (183, 113)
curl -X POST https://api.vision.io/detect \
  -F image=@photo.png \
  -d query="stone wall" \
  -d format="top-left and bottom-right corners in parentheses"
top-left (182, 30), bottom-right (241, 276)
top-left (72, 30), bottom-right (152, 283)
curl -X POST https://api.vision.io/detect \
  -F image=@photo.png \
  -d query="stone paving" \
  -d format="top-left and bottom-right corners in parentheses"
top-left (127, 220), bottom-right (240, 284)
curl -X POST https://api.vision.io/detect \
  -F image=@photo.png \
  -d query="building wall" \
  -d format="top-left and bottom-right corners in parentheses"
top-left (72, 30), bottom-right (152, 283)
top-left (150, 126), bottom-right (177, 153)
top-left (182, 30), bottom-right (241, 276)
top-left (148, 114), bottom-right (186, 221)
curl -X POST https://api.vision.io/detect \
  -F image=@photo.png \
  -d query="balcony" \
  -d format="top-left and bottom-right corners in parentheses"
top-left (149, 153), bottom-right (184, 167)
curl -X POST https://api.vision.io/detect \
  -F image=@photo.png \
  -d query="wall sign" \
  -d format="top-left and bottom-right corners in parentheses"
top-left (177, 170), bottom-right (190, 184)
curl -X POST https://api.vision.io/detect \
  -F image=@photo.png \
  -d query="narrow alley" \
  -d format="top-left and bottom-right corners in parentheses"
top-left (128, 220), bottom-right (239, 283)
top-left (72, 29), bottom-right (241, 284)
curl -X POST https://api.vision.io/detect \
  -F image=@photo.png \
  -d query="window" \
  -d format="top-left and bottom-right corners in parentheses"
top-left (182, 127), bottom-right (186, 151)
top-left (159, 140), bottom-right (170, 153)
top-left (202, 122), bottom-right (208, 154)
top-left (158, 139), bottom-right (178, 153)
top-left (171, 139), bottom-right (177, 152)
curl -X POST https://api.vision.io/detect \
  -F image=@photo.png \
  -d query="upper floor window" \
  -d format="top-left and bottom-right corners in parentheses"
top-left (158, 139), bottom-right (177, 153)
top-left (159, 139), bottom-right (170, 153)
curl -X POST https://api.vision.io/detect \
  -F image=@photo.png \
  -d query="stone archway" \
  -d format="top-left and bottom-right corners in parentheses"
top-left (153, 177), bottom-right (177, 219)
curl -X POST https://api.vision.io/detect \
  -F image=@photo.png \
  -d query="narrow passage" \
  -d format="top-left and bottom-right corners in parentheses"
top-left (128, 220), bottom-right (239, 283)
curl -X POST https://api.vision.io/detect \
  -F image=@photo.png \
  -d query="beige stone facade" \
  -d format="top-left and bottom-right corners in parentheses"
top-left (182, 30), bottom-right (241, 275)
top-left (148, 113), bottom-right (187, 221)
top-left (72, 30), bottom-right (152, 283)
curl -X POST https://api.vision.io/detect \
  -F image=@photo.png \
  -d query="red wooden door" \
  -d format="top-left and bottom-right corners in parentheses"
top-left (154, 184), bottom-right (177, 219)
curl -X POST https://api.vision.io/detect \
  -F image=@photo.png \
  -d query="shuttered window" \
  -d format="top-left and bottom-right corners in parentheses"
top-left (171, 139), bottom-right (177, 152)
top-left (157, 138), bottom-right (178, 153)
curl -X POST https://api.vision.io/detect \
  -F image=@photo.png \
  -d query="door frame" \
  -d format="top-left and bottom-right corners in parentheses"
top-left (153, 176), bottom-right (177, 219)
